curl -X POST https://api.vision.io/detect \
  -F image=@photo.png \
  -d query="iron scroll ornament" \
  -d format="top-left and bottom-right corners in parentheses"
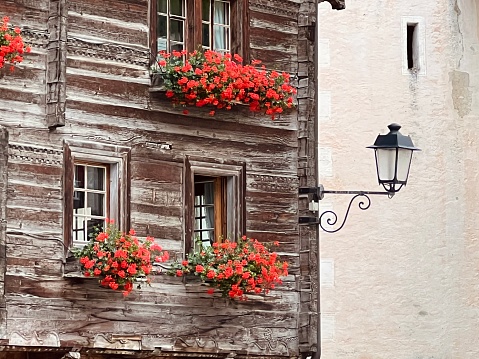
top-left (319, 193), bottom-right (374, 233)
top-left (299, 187), bottom-right (393, 233)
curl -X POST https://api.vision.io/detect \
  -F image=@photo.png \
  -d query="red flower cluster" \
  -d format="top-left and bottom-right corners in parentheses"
top-left (156, 50), bottom-right (296, 120)
top-left (0, 16), bottom-right (30, 72)
top-left (74, 220), bottom-right (169, 296)
top-left (170, 236), bottom-right (288, 300)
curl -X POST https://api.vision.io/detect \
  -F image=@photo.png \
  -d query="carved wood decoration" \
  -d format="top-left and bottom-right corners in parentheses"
top-left (9, 331), bottom-right (60, 347)
top-left (46, 0), bottom-right (67, 128)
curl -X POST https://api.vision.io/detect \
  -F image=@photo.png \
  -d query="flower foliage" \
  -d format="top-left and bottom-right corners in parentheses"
top-left (169, 236), bottom-right (289, 300)
top-left (0, 16), bottom-right (30, 71)
top-left (155, 50), bottom-right (296, 120)
top-left (73, 221), bottom-right (169, 296)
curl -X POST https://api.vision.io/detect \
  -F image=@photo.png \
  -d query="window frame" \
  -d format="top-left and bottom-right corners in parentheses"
top-left (72, 161), bottom-right (110, 245)
top-left (184, 158), bottom-right (245, 254)
top-left (149, 0), bottom-right (249, 64)
top-left (63, 141), bottom-right (131, 252)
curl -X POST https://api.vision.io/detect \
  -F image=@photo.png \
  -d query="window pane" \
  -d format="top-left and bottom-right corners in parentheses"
top-left (87, 166), bottom-right (105, 190)
top-left (170, 43), bottom-right (184, 52)
top-left (88, 218), bottom-right (105, 240)
top-left (170, 0), bottom-right (184, 16)
top-left (214, 1), bottom-right (229, 25)
top-left (87, 192), bottom-right (105, 216)
top-left (170, 19), bottom-right (184, 41)
top-left (74, 165), bottom-right (85, 188)
top-left (73, 191), bottom-right (85, 211)
top-left (203, 182), bottom-right (214, 204)
top-left (73, 217), bottom-right (87, 242)
top-left (202, 24), bottom-right (210, 47)
top-left (157, 15), bottom-right (167, 38)
top-left (158, 38), bottom-right (167, 52)
top-left (214, 27), bottom-right (229, 52)
top-left (202, 0), bottom-right (211, 21)
top-left (202, 230), bottom-right (213, 244)
top-left (158, 0), bottom-right (167, 13)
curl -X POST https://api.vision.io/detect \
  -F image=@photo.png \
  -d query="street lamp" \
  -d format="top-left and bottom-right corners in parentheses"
top-left (299, 123), bottom-right (420, 233)
top-left (367, 123), bottom-right (420, 193)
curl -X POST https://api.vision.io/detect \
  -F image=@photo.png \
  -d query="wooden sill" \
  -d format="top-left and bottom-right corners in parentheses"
top-left (63, 255), bottom-right (83, 278)
top-left (149, 85), bottom-right (166, 93)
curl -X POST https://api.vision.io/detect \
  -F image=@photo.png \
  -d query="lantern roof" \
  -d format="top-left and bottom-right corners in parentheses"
top-left (367, 123), bottom-right (421, 151)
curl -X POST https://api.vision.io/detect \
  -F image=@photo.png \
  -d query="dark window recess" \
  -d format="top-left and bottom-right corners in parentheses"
top-left (407, 23), bottom-right (417, 69)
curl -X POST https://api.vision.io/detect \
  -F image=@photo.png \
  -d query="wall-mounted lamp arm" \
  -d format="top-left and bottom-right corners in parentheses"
top-left (299, 184), bottom-right (394, 199)
top-left (299, 185), bottom-right (394, 233)
top-left (322, 189), bottom-right (393, 196)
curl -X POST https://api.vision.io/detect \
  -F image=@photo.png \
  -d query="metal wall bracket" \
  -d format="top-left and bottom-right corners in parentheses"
top-left (298, 185), bottom-right (392, 233)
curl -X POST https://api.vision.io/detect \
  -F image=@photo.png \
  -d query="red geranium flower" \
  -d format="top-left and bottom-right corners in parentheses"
top-left (154, 50), bottom-right (296, 120)
top-left (0, 16), bottom-right (29, 71)
top-left (73, 224), bottom-right (169, 296)
top-left (169, 237), bottom-right (288, 300)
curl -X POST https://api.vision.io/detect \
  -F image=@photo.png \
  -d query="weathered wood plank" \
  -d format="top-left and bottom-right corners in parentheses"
top-left (0, 127), bottom-right (8, 338)
top-left (68, 0), bottom-right (148, 24)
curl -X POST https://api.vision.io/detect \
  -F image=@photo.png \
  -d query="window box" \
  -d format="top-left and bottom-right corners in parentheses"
top-left (168, 237), bottom-right (289, 300)
top-left (153, 50), bottom-right (296, 119)
top-left (70, 223), bottom-right (169, 296)
top-left (149, 73), bottom-right (165, 92)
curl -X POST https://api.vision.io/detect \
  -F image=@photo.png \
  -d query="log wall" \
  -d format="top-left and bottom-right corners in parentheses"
top-left (0, 0), bottom-right (320, 358)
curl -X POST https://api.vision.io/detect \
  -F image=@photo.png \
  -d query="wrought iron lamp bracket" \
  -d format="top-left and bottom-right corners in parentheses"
top-left (299, 185), bottom-right (393, 233)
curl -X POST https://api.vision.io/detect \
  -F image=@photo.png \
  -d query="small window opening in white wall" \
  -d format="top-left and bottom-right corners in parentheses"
top-left (402, 16), bottom-right (425, 75)
top-left (406, 23), bottom-right (418, 70)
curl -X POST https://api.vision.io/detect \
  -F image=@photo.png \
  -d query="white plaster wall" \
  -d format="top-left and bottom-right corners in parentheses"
top-left (318, 0), bottom-right (479, 358)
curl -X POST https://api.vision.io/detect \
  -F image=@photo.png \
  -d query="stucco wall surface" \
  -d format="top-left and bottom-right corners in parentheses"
top-left (318, 0), bottom-right (479, 358)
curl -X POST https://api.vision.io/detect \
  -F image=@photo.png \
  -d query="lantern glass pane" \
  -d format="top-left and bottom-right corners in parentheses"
top-left (376, 148), bottom-right (397, 182)
top-left (397, 148), bottom-right (413, 182)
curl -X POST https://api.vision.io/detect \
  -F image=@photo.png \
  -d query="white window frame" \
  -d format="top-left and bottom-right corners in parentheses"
top-left (72, 162), bottom-right (109, 244)
top-left (202, 0), bottom-right (231, 53)
top-left (157, 0), bottom-right (187, 53)
top-left (65, 140), bottom-right (130, 248)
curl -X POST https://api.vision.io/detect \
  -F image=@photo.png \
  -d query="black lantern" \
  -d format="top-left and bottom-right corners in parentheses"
top-left (367, 123), bottom-right (420, 193)
top-left (299, 123), bottom-right (421, 233)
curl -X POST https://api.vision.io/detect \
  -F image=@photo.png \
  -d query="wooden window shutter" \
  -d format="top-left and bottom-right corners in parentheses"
top-left (149, 0), bottom-right (158, 65)
top-left (121, 150), bottom-right (131, 234)
top-left (231, 0), bottom-right (250, 63)
top-left (184, 156), bottom-right (193, 254)
top-left (63, 142), bottom-right (74, 252)
top-left (214, 177), bottom-right (227, 242)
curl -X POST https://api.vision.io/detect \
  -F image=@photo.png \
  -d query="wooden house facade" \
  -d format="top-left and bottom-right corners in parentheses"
top-left (0, 0), bottom-right (343, 358)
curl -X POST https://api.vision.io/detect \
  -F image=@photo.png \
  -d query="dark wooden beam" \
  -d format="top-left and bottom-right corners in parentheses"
top-left (46, 0), bottom-right (67, 128)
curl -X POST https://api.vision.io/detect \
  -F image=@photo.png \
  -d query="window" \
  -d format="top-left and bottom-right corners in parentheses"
top-left (63, 141), bottom-right (131, 250)
top-left (185, 159), bottom-right (245, 253)
top-left (73, 163), bottom-right (109, 243)
top-left (156, 0), bottom-right (187, 53)
top-left (201, 0), bottom-right (230, 53)
top-left (150, 0), bottom-right (248, 62)
top-left (406, 23), bottom-right (417, 69)
top-left (402, 16), bottom-right (426, 75)
top-left (194, 175), bottom-right (230, 247)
